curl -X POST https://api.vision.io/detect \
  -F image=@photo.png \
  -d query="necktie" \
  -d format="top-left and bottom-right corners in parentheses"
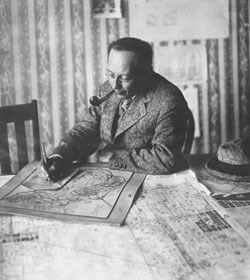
top-left (121, 97), bottom-right (133, 112)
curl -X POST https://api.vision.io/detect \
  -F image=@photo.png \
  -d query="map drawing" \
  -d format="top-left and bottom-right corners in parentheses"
top-left (126, 171), bottom-right (250, 279)
top-left (0, 162), bottom-right (145, 224)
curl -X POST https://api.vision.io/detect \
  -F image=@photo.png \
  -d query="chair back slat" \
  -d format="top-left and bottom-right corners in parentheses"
top-left (0, 104), bottom-right (35, 121)
top-left (0, 100), bottom-right (41, 174)
top-left (182, 109), bottom-right (195, 154)
top-left (0, 122), bottom-right (11, 174)
top-left (15, 120), bottom-right (28, 170)
top-left (31, 101), bottom-right (41, 160)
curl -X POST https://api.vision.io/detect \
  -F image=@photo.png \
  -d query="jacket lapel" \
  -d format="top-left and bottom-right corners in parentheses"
top-left (115, 93), bottom-right (152, 139)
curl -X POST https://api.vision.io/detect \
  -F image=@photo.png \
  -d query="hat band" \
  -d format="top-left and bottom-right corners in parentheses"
top-left (207, 158), bottom-right (250, 176)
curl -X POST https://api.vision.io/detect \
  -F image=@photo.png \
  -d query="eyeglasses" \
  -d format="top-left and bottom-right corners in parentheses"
top-left (105, 70), bottom-right (133, 83)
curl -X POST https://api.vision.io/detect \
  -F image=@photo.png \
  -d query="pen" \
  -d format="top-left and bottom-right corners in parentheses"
top-left (41, 141), bottom-right (51, 181)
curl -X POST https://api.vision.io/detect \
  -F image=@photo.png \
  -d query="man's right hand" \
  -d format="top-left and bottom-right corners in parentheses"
top-left (40, 157), bottom-right (67, 182)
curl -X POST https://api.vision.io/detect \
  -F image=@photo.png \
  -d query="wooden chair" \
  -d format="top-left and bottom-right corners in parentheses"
top-left (0, 100), bottom-right (41, 174)
top-left (182, 109), bottom-right (195, 154)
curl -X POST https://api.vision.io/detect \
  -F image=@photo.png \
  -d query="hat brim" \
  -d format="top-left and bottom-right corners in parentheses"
top-left (206, 157), bottom-right (250, 182)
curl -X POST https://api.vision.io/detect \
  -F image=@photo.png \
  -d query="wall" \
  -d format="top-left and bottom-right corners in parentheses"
top-left (0, 0), bottom-right (249, 159)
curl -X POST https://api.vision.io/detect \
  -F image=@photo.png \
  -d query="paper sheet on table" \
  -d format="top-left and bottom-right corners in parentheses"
top-left (127, 169), bottom-right (250, 279)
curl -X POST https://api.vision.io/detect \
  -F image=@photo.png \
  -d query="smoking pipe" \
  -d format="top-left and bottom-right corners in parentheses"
top-left (89, 90), bottom-right (114, 106)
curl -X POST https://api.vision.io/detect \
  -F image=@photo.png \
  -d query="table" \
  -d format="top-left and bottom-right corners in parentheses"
top-left (1, 155), bottom-right (250, 280)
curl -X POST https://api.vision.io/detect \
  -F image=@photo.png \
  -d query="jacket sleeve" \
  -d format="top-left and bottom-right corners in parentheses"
top-left (52, 104), bottom-right (101, 163)
top-left (109, 99), bottom-right (189, 175)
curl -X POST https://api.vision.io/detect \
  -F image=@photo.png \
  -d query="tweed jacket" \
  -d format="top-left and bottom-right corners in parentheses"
top-left (53, 72), bottom-right (189, 174)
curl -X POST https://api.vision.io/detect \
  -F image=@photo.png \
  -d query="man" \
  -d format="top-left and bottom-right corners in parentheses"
top-left (44, 37), bottom-right (189, 180)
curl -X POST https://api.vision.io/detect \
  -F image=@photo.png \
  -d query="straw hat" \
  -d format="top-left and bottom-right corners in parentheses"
top-left (206, 137), bottom-right (250, 182)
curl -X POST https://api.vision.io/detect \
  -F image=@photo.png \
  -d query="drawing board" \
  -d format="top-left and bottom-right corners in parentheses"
top-left (0, 161), bottom-right (146, 225)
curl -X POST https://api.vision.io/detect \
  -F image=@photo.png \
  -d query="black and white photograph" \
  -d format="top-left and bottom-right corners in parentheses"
top-left (0, 0), bottom-right (250, 279)
top-left (92, 0), bottom-right (122, 18)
